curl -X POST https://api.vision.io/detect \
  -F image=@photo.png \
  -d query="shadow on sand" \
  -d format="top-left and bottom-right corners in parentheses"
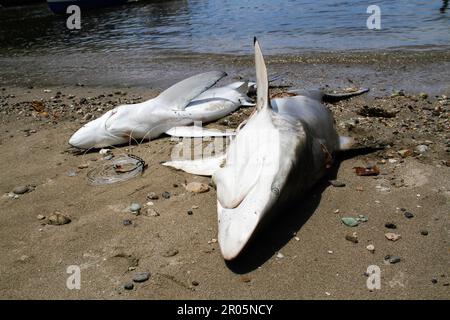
top-left (225, 147), bottom-right (379, 273)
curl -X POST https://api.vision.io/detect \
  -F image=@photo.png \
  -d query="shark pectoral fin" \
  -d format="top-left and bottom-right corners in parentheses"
top-left (165, 126), bottom-right (236, 138)
top-left (156, 71), bottom-right (227, 110)
top-left (162, 153), bottom-right (226, 176)
top-left (338, 136), bottom-right (356, 150)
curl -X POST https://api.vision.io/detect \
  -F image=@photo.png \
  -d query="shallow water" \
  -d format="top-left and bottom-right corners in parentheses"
top-left (0, 0), bottom-right (449, 55)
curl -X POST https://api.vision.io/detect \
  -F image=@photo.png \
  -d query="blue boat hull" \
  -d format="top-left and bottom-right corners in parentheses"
top-left (47, 0), bottom-right (129, 14)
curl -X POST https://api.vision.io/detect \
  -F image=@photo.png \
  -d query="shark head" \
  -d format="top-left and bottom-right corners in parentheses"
top-left (68, 105), bottom-right (133, 149)
top-left (212, 39), bottom-right (312, 260)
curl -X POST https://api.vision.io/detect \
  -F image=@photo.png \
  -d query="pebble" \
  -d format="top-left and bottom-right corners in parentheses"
top-left (147, 192), bottom-right (159, 200)
top-left (77, 163), bottom-right (89, 169)
top-left (67, 170), bottom-right (77, 177)
top-left (123, 219), bottom-right (132, 226)
top-left (276, 252), bottom-right (284, 259)
top-left (420, 230), bottom-right (429, 236)
top-left (345, 233), bottom-right (358, 244)
top-left (431, 278), bottom-right (438, 284)
top-left (99, 148), bottom-right (111, 155)
top-left (162, 191), bottom-right (171, 199)
top-left (191, 281), bottom-right (199, 286)
top-left (129, 202), bottom-right (141, 215)
top-left (415, 145), bottom-right (428, 154)
top-left (329, 180), bottom-right (346, 187)
top-left (184, 182), bottom-right (210, 193)
top-left (36, 214), bottom-right (45, 220)
top-left (398, 149), bottom-right (413, 158)
top-left (366, 244), bottom-right (375, 253)
top-left (146, 208), bottom-right (160, 217)
top-left (388, 256), bottom-right (401, 264)
top-left (12, 185), bottom-right (29, 195)
top-left (162, 248), bottom-right (179, 257)
top-left (187, 210), bottom-right (193, 215)
top-left (404, 211), bottom-right (414, 219)
top-left (240, 276), bottom-right (251, 283)
top-left (132, 272), bottom-right (150, 283)
top-left (385, 222), bottom-right (397, 229)
top-left (341, 217), bottom-right (359, 227)
top-left (385, 233), bottom-right (401, 241)
top-left (47, 212), bottom-right (71, 225)
top-left (124, 282), bottom-right (134, 290)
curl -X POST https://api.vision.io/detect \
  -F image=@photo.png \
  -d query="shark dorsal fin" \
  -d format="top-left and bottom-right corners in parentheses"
top-left (254, 38), bottom-right (271, 111)
top-left (156, 71), bottom-right (227, 110)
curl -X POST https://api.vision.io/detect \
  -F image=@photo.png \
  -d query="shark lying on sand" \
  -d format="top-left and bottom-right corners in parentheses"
top-left (68, 72), bottom-right (254, 149)
top-left (163, 39), bottom-right (368, 260)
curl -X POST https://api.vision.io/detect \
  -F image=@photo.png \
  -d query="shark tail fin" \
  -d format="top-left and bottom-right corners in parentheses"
top-left (254, 38), bottom-right (271, 111)
top-left (153, 71), bottom-right (227, 110)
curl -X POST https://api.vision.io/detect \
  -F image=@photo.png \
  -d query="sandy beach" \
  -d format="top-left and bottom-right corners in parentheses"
top-left (0, 51), bottom-right (449, 299)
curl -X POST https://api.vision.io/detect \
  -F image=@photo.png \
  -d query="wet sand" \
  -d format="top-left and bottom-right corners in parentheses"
top-left (0, 52), bottom-right (449, 299)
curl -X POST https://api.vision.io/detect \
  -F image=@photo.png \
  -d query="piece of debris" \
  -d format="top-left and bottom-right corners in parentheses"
top-left (77, 163), bottom-right (89, 169)
top-left (415, 145), bottom-right (428, 154)
top-left (132, 272), bottom-right (150, 283)
top-left (240, 276), bottom-right (252, 283)
top-left (388, 256), bottom-right (401, 264)
top-left (47, 212), bottom-right (71, 225)
top-left (385, 233), bottom-right (401, 241)
top-left (123, 219), bottom-right (132, 226)
top-left (99, 148), bottom-right (111, 155)
top-left (329, 180), bottom-right (346, 187)
top-left (357, 215), bottom-right (368, 222)
top-left (87, 154), bottom-right (145, 185)
top-left (341, 217), bottom-right (359, 227)
top-left (354, 165), bottom-right (380, 176)
top-left (366, 244), bottom-right (375, 253)
top-left (36, 214), bottom-right (45, 220)
top-left (184, 182), bottom-right (210, 193)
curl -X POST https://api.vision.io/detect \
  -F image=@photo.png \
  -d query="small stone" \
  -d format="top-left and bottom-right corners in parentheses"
top-left (184, 182), bottom-right (210, 193)
top-left (366, 244), bottom-right (375, 253)
top-left (124, 282), bottom-right (134, 290)
top-left (419, 92), bottom-right (428, 99)
top-left (191, 205), bottom-right (199, 209)
top-left (357, 215), bottom-right (368, 222)
top-left (67, 170), bottom-right (77, 177)
top-left (385, 232), bottom-right (401, 241)
top-left (145, 208), bottom-right (160, 217)
top-left (187, 210), bottom-right (193, 215)
top-left (420, 230), bottom-right (429, 236)
top-left (240, 276), bottom-right (251, 283)
top-left (132, 272), bottom-right (150, 283)
top-left (123, 219), bottom-right (132, 226)
top-left (341, 217), bottom-right (359, 227)
top-left (12, 185), bottom-right (29, 195)
top-left (415, 145), bottom-right (428, 154)
top-left (129, 202), bottom-right (141, 215)
top-left (191, 281), bottom-right (199, 286)
top-left (77, 163), bottom-right (89, 169)
top-left (404, 211), bottom-right (414, 219)
top-left (329, 180), bottom-right (346, 187)
top-left (294, 236), bottom-right (300, 241)
top-left (398, 149), bottom-right (413, 158)
top-left (345, 234), bottom-right (358, 243)
top-left (162, 248), bottom-right (179, 257)
top-left (276, 252), bottom-right (284, 259)
top-left (36, 214), bottom-right (45, 220)
top-left (431, 278), bottom-right (438, 284)
top-left (388, 256), bottom-right (401, 264)
top-left (385, 222), bottom-right (397, 229)
top-left (47, 212), bottom-right (71, 225)
top-left (147, 192), bottom-right (159, 200)
top-left (162, 191), bottom-right (171, 199)
top-left (99, 148), bottom-right (111, 155)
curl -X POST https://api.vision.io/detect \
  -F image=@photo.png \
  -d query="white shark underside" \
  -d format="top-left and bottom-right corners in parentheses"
top-left (164, 40), bottom-right (354, 260)
top-left (68, 72), bottom-right (254, 149)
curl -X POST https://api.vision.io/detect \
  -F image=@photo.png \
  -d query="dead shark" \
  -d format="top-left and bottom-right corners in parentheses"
top-left (163, 39), bottom-right (366, 260)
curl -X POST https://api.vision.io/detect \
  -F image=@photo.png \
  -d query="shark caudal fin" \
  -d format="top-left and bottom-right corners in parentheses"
top-left (254, 38), bottom-right (271, 111)
top-left (155, 71), bottom-right (227, 110)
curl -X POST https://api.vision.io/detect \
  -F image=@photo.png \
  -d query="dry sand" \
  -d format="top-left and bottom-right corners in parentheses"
top-left (0, 56), bottom-right (449, 299)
